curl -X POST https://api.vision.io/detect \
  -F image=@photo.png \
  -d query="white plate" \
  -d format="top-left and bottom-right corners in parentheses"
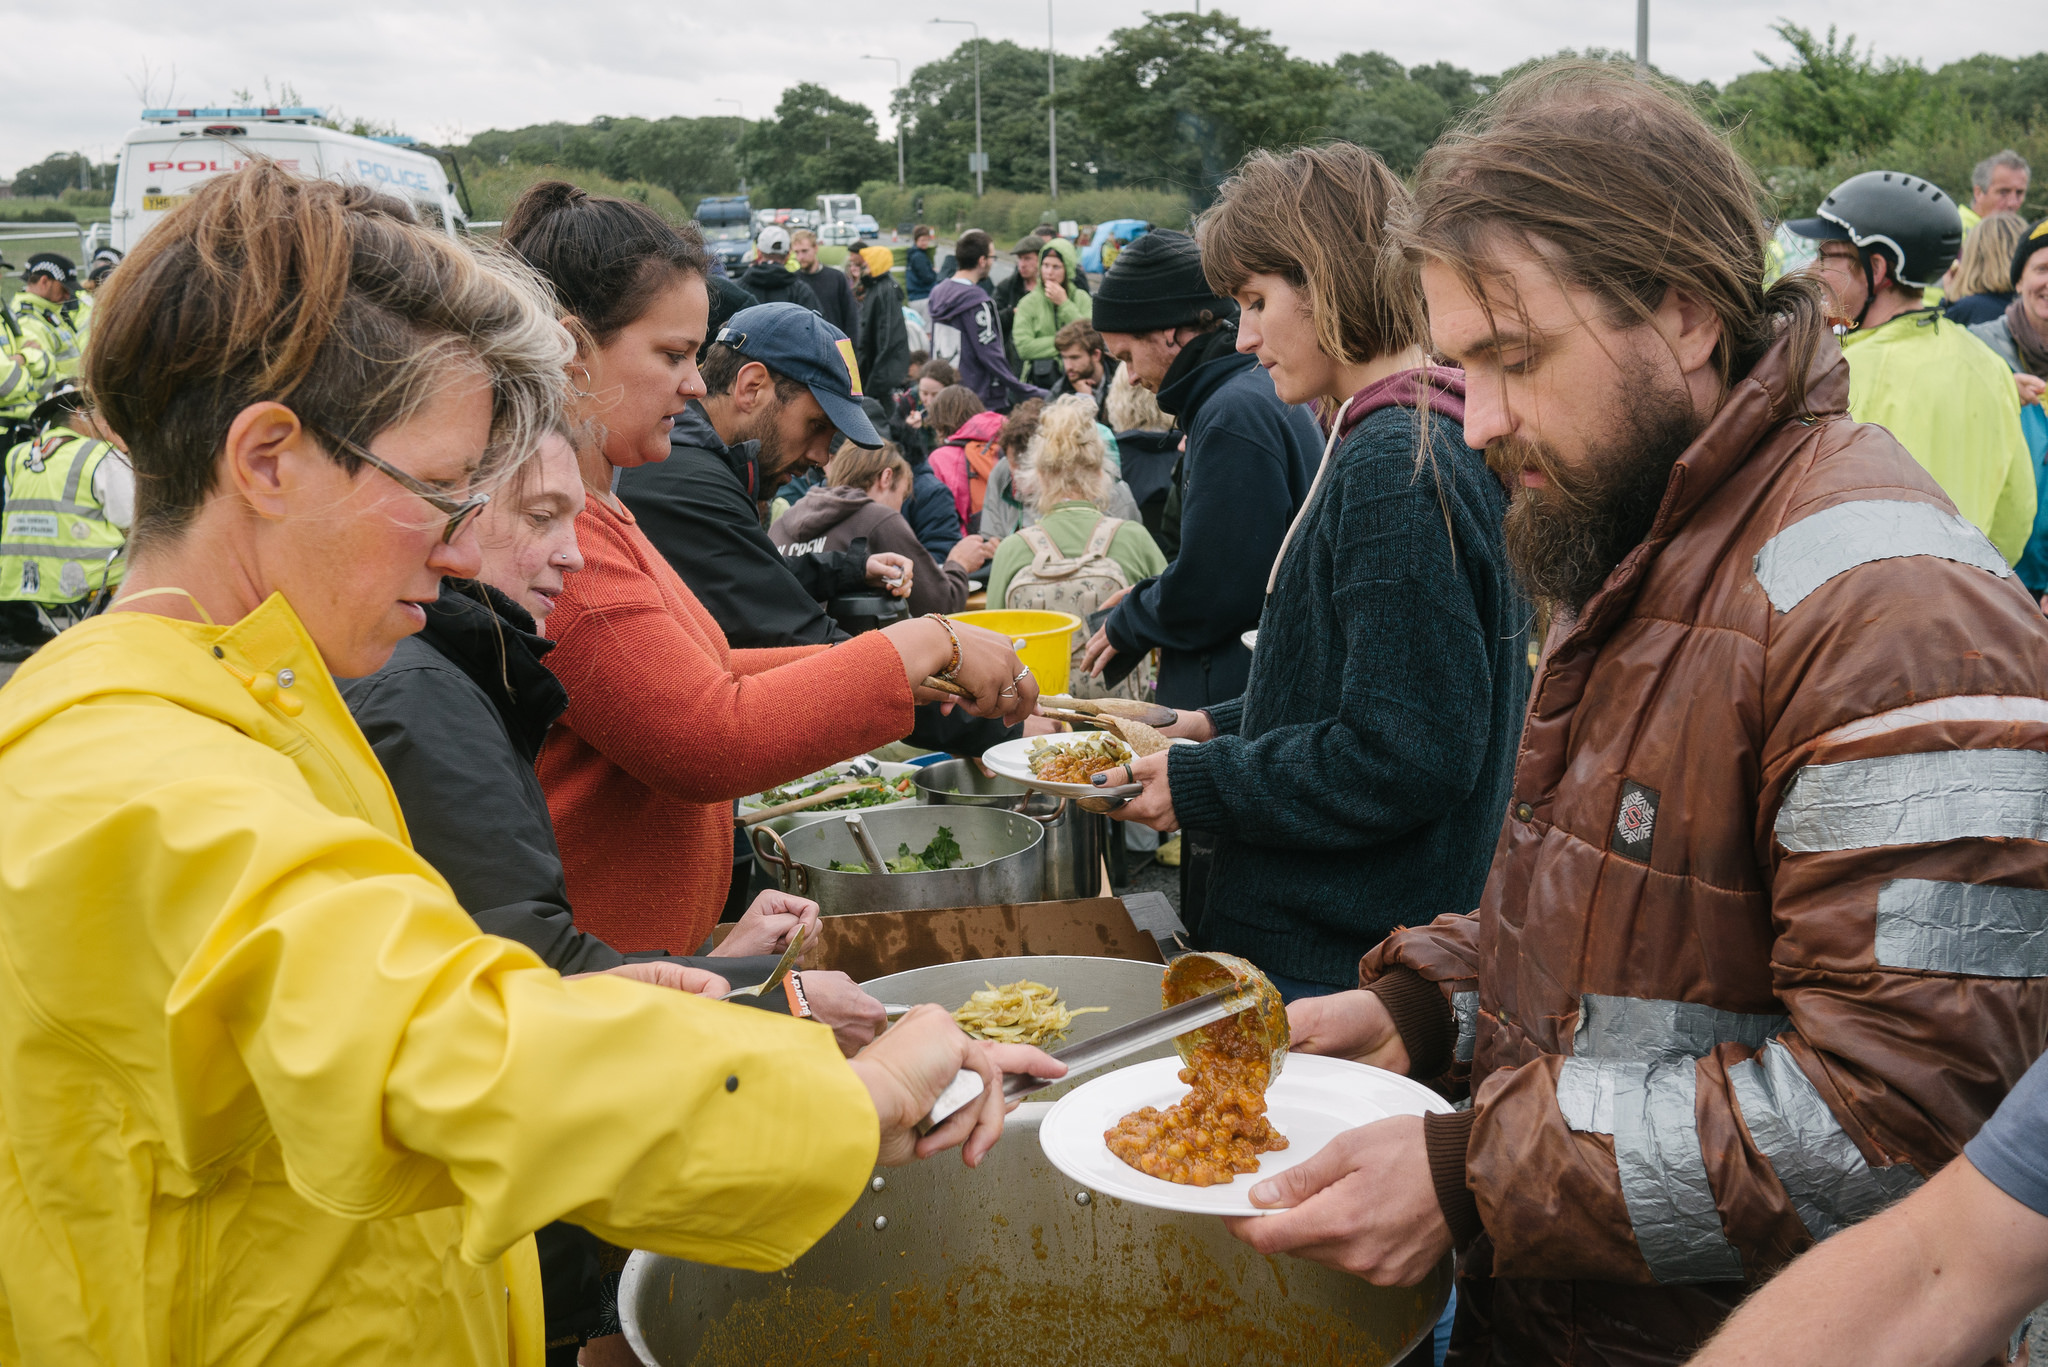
top-left (1037, 1053), bottom-right (1452, 1216)
top-left (981, 733), bottom-right (1159, 798)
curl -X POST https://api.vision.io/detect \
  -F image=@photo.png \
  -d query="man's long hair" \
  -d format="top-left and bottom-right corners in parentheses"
top-left (1398, 60), bottom-right (1833, 417)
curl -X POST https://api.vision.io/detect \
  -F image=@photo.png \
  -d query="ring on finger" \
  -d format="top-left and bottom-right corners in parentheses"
top-left (1014, 667), bottom-right (1031, 683)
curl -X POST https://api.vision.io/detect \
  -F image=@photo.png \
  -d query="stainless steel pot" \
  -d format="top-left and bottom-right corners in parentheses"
top-left (750, 804), bottom-right (1044, 916)
top-left (914, 757), bottom-right (1103, 900)
top-left (621, 1110), bottom-right (1449, 1367)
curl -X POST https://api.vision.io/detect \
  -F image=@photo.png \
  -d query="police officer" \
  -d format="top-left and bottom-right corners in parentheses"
top-left (12, 252), bottom-right (83, 384)
top-left (0, 380), bottom-right (133, 659)
top-left (0, 253), bottom-right (53, 448)
top-left (1789, 171), bottom-right (2035, 565)
top-left (73, 247), bottom-right (121, 353)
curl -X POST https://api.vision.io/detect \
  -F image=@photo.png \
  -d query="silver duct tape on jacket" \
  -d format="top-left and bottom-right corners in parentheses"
top-left (1775, 748), bottom-right (2048, 853)
top-left (1752, 498), bottom-right (2008, 613)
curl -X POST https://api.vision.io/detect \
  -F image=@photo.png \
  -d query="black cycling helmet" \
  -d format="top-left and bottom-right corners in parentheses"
top-left (1786, 171), bottom-right (1964, 297)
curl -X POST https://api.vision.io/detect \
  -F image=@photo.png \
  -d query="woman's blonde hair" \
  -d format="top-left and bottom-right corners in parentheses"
top-left (89, 161), bottom-right (572, 548)
top-left (826, 440), bottom-right (912, 491)
top-left (1104, 366), bottom-right (1171, 431)
top-left (1026, 395), bottom-right (1112, 513)
top-left (1954, 212), bottom-right (2029, 299)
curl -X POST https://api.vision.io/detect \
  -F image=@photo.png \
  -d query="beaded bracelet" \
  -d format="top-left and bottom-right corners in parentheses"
top-left (923, 612), bottom-right (963, 681)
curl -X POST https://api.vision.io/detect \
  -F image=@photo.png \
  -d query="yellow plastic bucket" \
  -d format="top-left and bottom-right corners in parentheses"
top-left (953, 609), bottom-right (1082, 697)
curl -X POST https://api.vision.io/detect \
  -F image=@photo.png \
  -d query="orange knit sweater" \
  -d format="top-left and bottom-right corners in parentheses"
top-left (539, 497), bottom-right (915, 952)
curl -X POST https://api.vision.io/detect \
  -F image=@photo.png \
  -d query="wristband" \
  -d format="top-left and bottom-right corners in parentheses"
top-left (782, 972), bottom-right (814, 1020)
top-left (923, 613), bottom-right (963, 681)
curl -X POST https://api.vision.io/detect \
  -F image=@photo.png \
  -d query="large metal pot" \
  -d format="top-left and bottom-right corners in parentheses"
top-left (750, 804), bottom-right (1044, 916)
top-left (621, 1115), bottom-right (1448, 1367)
top-left (620, 953), bottom-right (1449, 1364)
top-left (914, 757), bottom-right (1103, 900)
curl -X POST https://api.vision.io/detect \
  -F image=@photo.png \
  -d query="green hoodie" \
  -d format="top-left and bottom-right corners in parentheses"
top-left (1012, 237), bottom-right (1091, 361)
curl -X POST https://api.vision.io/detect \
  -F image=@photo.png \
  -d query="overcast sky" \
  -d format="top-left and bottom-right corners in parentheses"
top-left (5, 0), bottom-right (2044, 177)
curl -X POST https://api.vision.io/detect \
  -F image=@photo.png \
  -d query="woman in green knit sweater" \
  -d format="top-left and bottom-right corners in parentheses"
top-left (1012, 238), bottom-right (1092, 387)
top-left (987, 395), bottom-right (1166, 608)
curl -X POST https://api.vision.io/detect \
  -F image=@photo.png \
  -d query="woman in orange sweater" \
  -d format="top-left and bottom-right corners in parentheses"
top-left (506, 183), bottom-right (1037, 954)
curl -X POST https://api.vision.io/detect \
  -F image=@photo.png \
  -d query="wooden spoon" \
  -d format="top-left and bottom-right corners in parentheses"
top-left (737, 781), bottom-right (865, 827)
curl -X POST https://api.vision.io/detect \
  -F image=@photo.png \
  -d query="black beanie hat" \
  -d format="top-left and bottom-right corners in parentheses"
top-left (1091, 229), bottom-right (1238, 333)
top-left (2012, 216), bottom-right (2048, 291)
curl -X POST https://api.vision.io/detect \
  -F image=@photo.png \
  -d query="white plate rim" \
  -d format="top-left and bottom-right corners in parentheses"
top-left (982, 734), bottom-right (1190, 798)
top-left (1036, 1053), bottom-right (1452, 1216)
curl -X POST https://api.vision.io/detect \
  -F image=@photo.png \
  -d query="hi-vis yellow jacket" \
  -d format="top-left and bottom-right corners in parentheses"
top-left (0, 593), bottom-right (877, 1366)
top-left (1840, 309), bottom-right (2035, 564)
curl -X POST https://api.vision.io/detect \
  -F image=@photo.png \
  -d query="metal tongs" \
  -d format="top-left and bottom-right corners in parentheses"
top-left (918, 984), bottom-right (1257, 1131)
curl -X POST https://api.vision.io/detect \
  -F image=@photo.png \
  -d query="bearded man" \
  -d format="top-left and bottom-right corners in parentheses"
top-left (619, 303), bottom-right (914, 648)
top-left (1227, 63), bottom-right (2048, 1365)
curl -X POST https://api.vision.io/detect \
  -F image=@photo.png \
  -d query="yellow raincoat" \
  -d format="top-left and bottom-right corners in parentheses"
top-left (0, 593), bottom-right (878, 1365)
top-left (1841, 309), bottom-right (2036, 563)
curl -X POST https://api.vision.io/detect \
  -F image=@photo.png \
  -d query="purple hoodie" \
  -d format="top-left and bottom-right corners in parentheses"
top-left (927, 276), bottom-right (1045, 409)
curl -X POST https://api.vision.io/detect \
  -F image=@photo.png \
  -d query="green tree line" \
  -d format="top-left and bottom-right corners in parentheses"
top-left (438, 14), bottom-right (2046, 225)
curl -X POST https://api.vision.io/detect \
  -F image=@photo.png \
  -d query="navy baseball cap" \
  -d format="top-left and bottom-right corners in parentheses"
top-left (715, 303), bottom-right (883, 448)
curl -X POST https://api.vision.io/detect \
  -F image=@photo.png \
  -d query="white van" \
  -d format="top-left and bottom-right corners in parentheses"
top-left (109, 107), bottom-right (466, 253)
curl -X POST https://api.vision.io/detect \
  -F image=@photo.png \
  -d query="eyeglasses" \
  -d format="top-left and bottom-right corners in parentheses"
top-left (308, 424), bottom-right (491, 543)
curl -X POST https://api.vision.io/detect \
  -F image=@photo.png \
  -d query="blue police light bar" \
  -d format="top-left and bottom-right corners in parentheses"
top-left (370, 135), bottom-right (419, 147)
top-left (141, 107), bottom-right (325, 122)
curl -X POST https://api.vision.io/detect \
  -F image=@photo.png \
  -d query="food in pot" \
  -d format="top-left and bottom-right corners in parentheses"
top-left (828, 827), bottom-right (965, 874)
top-left (952, 979), bottom-right (1108, 1045)
top-left (751, 772), bottom-right (916, 811)
top-left (1027, 734), bottom-right (1134, 785)
top-left (1104, 1007), bottom-right (1288, 1187)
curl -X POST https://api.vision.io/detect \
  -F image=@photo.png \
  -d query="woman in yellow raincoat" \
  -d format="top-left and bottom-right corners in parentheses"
top-left (0, 164), bottom-right (1055, 1366)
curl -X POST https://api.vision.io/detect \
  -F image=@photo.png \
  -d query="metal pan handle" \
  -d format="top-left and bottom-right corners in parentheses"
top-left (749, 825), bottom-right (808, 897)
top-left (1023, 795), bottom-right (1070, 827)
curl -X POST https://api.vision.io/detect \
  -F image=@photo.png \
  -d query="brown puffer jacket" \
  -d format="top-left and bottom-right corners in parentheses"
top-left (1364, 329), bottom-right (2048, 1365)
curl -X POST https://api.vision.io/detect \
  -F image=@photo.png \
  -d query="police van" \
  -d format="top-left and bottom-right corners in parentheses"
top-left (108, 107), bottom-right (468, 253)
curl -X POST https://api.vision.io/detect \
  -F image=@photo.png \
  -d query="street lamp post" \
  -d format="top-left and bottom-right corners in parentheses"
top-left (931, 17), bottom-right (983, 197)
top-left (1635, 0), bottom-right (1649, 70)
top-left (716, 97), bottom-right (744, 120)
top-left (1047, 1), bottom-right (1057, 201)
top-left (861, 54), bottom-right (906, 188)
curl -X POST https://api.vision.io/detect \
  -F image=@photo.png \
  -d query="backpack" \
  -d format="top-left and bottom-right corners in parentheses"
top-left (1004, 517), bottom-right (1154, 701)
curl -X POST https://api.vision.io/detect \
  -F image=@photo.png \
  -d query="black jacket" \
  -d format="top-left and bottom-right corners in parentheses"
top-left (993, 268), bottom-right (1031, 373)
top-left (1104, 325), bottom-right (1322, 707)
top-left (738, 260), bottom-right (822, 314)
top-left (1113, 427), bottom-right (1182, 544)
top-left (802, 263), bottom-right (860, 340)
top-left (621, 402), bottom-right (867, 648)
top-left (856, 272), bottom-right (912, 396)
top-left (340, 581), bottom-right (782, 981)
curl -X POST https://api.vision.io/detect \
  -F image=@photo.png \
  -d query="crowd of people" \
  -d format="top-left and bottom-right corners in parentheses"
top-left (2, 54), bottom-right (2048, 1367)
